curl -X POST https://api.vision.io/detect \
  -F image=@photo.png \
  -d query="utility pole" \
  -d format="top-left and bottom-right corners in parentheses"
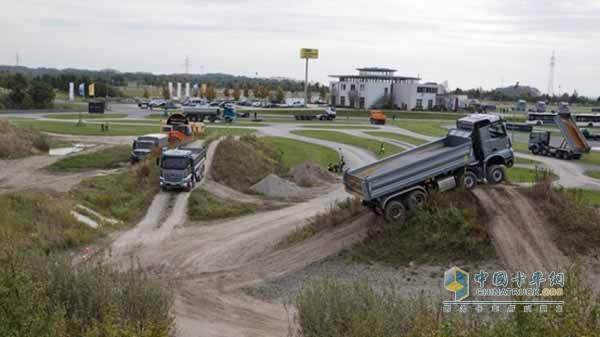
top-left (547, 50), bottom-right (556, 96)
top-left (15, 53), bottom-right (20, 66)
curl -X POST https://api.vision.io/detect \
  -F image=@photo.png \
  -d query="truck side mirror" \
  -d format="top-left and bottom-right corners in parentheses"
top-left (132, 140), bottom-right (137, 148)
top-left (156, 157), bottom-right (160, 166)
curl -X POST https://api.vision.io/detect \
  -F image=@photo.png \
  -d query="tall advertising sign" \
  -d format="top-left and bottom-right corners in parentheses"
top-left (68, 82), bottom-right (74, 101)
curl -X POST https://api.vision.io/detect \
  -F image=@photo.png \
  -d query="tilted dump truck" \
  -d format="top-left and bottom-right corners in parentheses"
top-left (159, 146), bottom-right (206, 191)
top-left (528, 111), bottom-right (590, 160)
top-left (344, 114), bottom-right (514, 222)
top-left (160, 113), bottom-right (204, 144)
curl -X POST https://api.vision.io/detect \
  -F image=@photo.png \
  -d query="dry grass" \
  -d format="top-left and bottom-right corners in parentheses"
top-left (280, 198), bottom-right (364, 247)
top-left (0, 120), bottom-right (49, 158)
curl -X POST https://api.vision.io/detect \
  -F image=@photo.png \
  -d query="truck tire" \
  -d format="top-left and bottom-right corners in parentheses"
top-left (530, 146), bottom-right (539, 155)
top-left (458, 171), bottom-right (478, 190)
top-left (405, 190), bottom-right (427, 209)
top-left (384, 200), bottom-right (406, 223)
top-left (486, 165), bottom-right (505, 184)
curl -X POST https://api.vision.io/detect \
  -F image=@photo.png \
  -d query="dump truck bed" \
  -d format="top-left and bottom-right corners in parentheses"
top-left (555, 113), bottom-right (590, 153)
top-left (344, 131), bottom-right (472, 201)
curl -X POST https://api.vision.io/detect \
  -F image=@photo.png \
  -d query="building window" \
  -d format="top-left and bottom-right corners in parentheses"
top-left (360, 84), bottom-right (365, 91)
top-left (341, 84), bottom-right (346, 91)
top-left (417, 87), bottom-right (438, 94)
top-left (428, 99), bottom-right (433, 110)
top-left (331, 95), bottom-right (336, 106)
top-left (416, 99), bottom-right (423, 109)
top-left (350, 84), bottom-right (356, 91)
top-left (359, 97), bottom-right (365, 109)
top-left (340, 96), bottom-right (346, 106)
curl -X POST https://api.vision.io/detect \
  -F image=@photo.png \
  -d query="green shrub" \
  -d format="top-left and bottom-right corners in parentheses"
top-left (0, 248), bottom-right (174, 337)
top-left (296, 266), bottom-right (600, 337)
top-left (188, 189), bottom-right (257, 221)
top-left (211, 135), bottom-right (284, 190)
top-left (345, 190), bottom-right (492, 265)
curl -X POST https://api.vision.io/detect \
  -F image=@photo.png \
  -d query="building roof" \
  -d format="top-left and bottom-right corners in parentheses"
top-left (329, 74), bottom-right (420, 80)
top-left (356, 67), bottom-right (397, 72)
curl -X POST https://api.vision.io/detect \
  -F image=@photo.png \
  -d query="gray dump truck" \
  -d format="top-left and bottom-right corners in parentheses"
top-left (344, 114), bottom-right (514, 222)
top-left (528, 112), bottom-right (590, 160)
top-left (159, 146), bottom-right (206, 191)
top-left (131, 133), bottom-right (169, 163)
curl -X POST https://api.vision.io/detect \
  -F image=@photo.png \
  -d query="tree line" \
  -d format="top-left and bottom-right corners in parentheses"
top-left (0, 73), bottom-right (55, 109)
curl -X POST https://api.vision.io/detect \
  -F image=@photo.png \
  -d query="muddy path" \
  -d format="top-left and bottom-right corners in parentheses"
top-left (106, 134), bottom-right (376, 337)
top-left (473, 185), bottom-right (565, 273)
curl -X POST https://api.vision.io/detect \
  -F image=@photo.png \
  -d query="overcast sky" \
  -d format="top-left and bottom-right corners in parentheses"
top-left (2, 0), bottom-right (599, 97)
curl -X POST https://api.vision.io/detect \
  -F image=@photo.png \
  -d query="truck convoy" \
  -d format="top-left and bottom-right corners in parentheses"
top-left (344, 114), bottom-right (514, 222)
top-left (159, 146), bottom-right (207, 191)
top-left (294, 107), bottom-right (336, 121)
top-left (130, 134), bottom-right (169, 163)
top-left (528, 112), bottom-right (591, 160)
top-left (182, 105), bottom-right (236, 122)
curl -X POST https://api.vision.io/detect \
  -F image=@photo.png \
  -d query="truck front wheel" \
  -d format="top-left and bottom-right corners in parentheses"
top-left (384, 200), bottom-right (406, 223)
top-left (486, 165), bottom-right (505, 184)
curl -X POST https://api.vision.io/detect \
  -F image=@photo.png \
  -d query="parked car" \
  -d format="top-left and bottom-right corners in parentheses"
top-left (251, 101), bottom-right (263, 108)
top-left (138, 100), bottom-right (150, 109)
top-left (149, 99), bottom-right (166, 108)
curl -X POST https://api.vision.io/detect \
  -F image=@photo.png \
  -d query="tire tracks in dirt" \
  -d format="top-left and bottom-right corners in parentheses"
top-left (473, 185), bottom-right (565, 274)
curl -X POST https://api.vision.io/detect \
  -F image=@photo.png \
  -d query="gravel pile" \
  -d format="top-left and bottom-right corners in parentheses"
top-left (289, 161), bottom-right (336, 187)
top-left (250, 174), bottom-right (304, 199)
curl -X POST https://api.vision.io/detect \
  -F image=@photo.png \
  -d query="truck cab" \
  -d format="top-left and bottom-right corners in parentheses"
top-left (159, 147), bottom-right (206, 191)
top-left (131, 133), bottom-right (169, 162)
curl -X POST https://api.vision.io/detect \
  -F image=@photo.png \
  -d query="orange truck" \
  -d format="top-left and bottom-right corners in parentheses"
top-left (160, 113), bottom-right (204, 144)
top-left (369, 110), bottom-right (386, 125)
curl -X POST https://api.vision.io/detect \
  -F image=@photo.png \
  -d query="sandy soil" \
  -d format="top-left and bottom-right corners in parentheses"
top-left (473, 185), bottom-right (566, 274)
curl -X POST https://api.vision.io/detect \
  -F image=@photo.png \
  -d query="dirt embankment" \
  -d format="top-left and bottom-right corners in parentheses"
top-left (473, 185), bottom-right (566, 273)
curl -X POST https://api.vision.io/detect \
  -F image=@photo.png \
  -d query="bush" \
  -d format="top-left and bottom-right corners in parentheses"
top-left (524, 180), bottom-right (600, 255)
top-left (296, 266), bottom-right (600, 337)
top-left (27, 80), bottom-right (55, 108)
top-left (211, 135), bottom-right (284, 191)
top-left (0, 248), bottom-right (174, 337)
top-left (345, 190), bottom-right (492, 265)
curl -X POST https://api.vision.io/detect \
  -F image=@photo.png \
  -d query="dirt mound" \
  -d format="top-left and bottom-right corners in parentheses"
top-left (250, 174), bottom-right (303, 199)
top-left (288, 161), bottom-right (336, 187)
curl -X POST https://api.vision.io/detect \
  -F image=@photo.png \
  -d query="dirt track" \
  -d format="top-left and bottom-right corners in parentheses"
top-left (473, 186), bottom-right (565, 273)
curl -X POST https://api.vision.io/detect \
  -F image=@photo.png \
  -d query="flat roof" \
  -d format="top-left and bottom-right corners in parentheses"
top-left (356, 67), bottom-right (397, 72)
top-left (329, 75), bottom-right (420, 80)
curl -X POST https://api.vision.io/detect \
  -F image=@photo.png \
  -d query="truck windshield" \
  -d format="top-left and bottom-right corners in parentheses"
top-left (161, 157), bottom-right (188, 170)
top-left (135, 141), bottom-right (154, 150)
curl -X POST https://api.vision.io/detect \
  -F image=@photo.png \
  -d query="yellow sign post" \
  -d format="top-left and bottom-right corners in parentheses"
top-left (300, 48), bottom-right (319, 107)
top-left (88, 83), bottom-right (95, 97)
top-left (300, 48), bottom-right (319, 59)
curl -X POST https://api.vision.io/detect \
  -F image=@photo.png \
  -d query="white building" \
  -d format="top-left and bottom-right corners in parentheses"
top-left (329, 67), bottom-right (441, 110)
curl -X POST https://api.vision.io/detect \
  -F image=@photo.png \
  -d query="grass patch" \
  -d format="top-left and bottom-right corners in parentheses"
top-left (188, 189), bottom-right (257, 221)
top-left (212, 135), bottom-right (284, 191)
top-left (299, 124), bottom-right (379, 130)
top-left (13, 120), bottom-right (158, 136)
top-left (265, 137), bottom-right (339, 170)
top-left (344, 189), bottom-right (492, 265)
top-left (0, 192), bottom-right (97, 252)
top-left (296, 267), bottom-right (599, 337)
top-left (0, 248), bottom-right (174, 337)
top-left (390, 120), bottom-right (449, 137)
top-left (280, 198), bottom-right (364, 248)
top-left (524, 180), bottom-right (600, 255)
top-left (47, 145), bottom-right (131, 172)
top-left (73, 158), bottom-right (159, 224)
top-left (291, 130), bottom-right (404, 159)
top-left (0, 120), bottom-right (50, 158)
top-left (45, 113), bottom-right (128, 119)
top-left (580, 152), bottom-right (600, 166)
top-left (514, 156), bottom-right (540, 165)
top-left (584, 171), bottom-right (600, 180)
top-left (507, 167), bottom-right (557, 183)
top-left (512, 141), bottom-right (530, 153)
top-left (364, 131), bottom-right (428, 145)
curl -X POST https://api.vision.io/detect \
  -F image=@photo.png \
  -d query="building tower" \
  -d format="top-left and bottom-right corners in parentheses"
top-left (547, 51), bottom-right (556, 96)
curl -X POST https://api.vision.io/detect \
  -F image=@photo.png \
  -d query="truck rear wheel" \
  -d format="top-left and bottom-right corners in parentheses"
top-left (459, 171), bottom-right (478, 190)
top-left (405, 190), bottom-right (427, 209)
top-left (486, 165), bottom-right (505, 184)
top-left (384, 200), bottom-right (406, 223)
